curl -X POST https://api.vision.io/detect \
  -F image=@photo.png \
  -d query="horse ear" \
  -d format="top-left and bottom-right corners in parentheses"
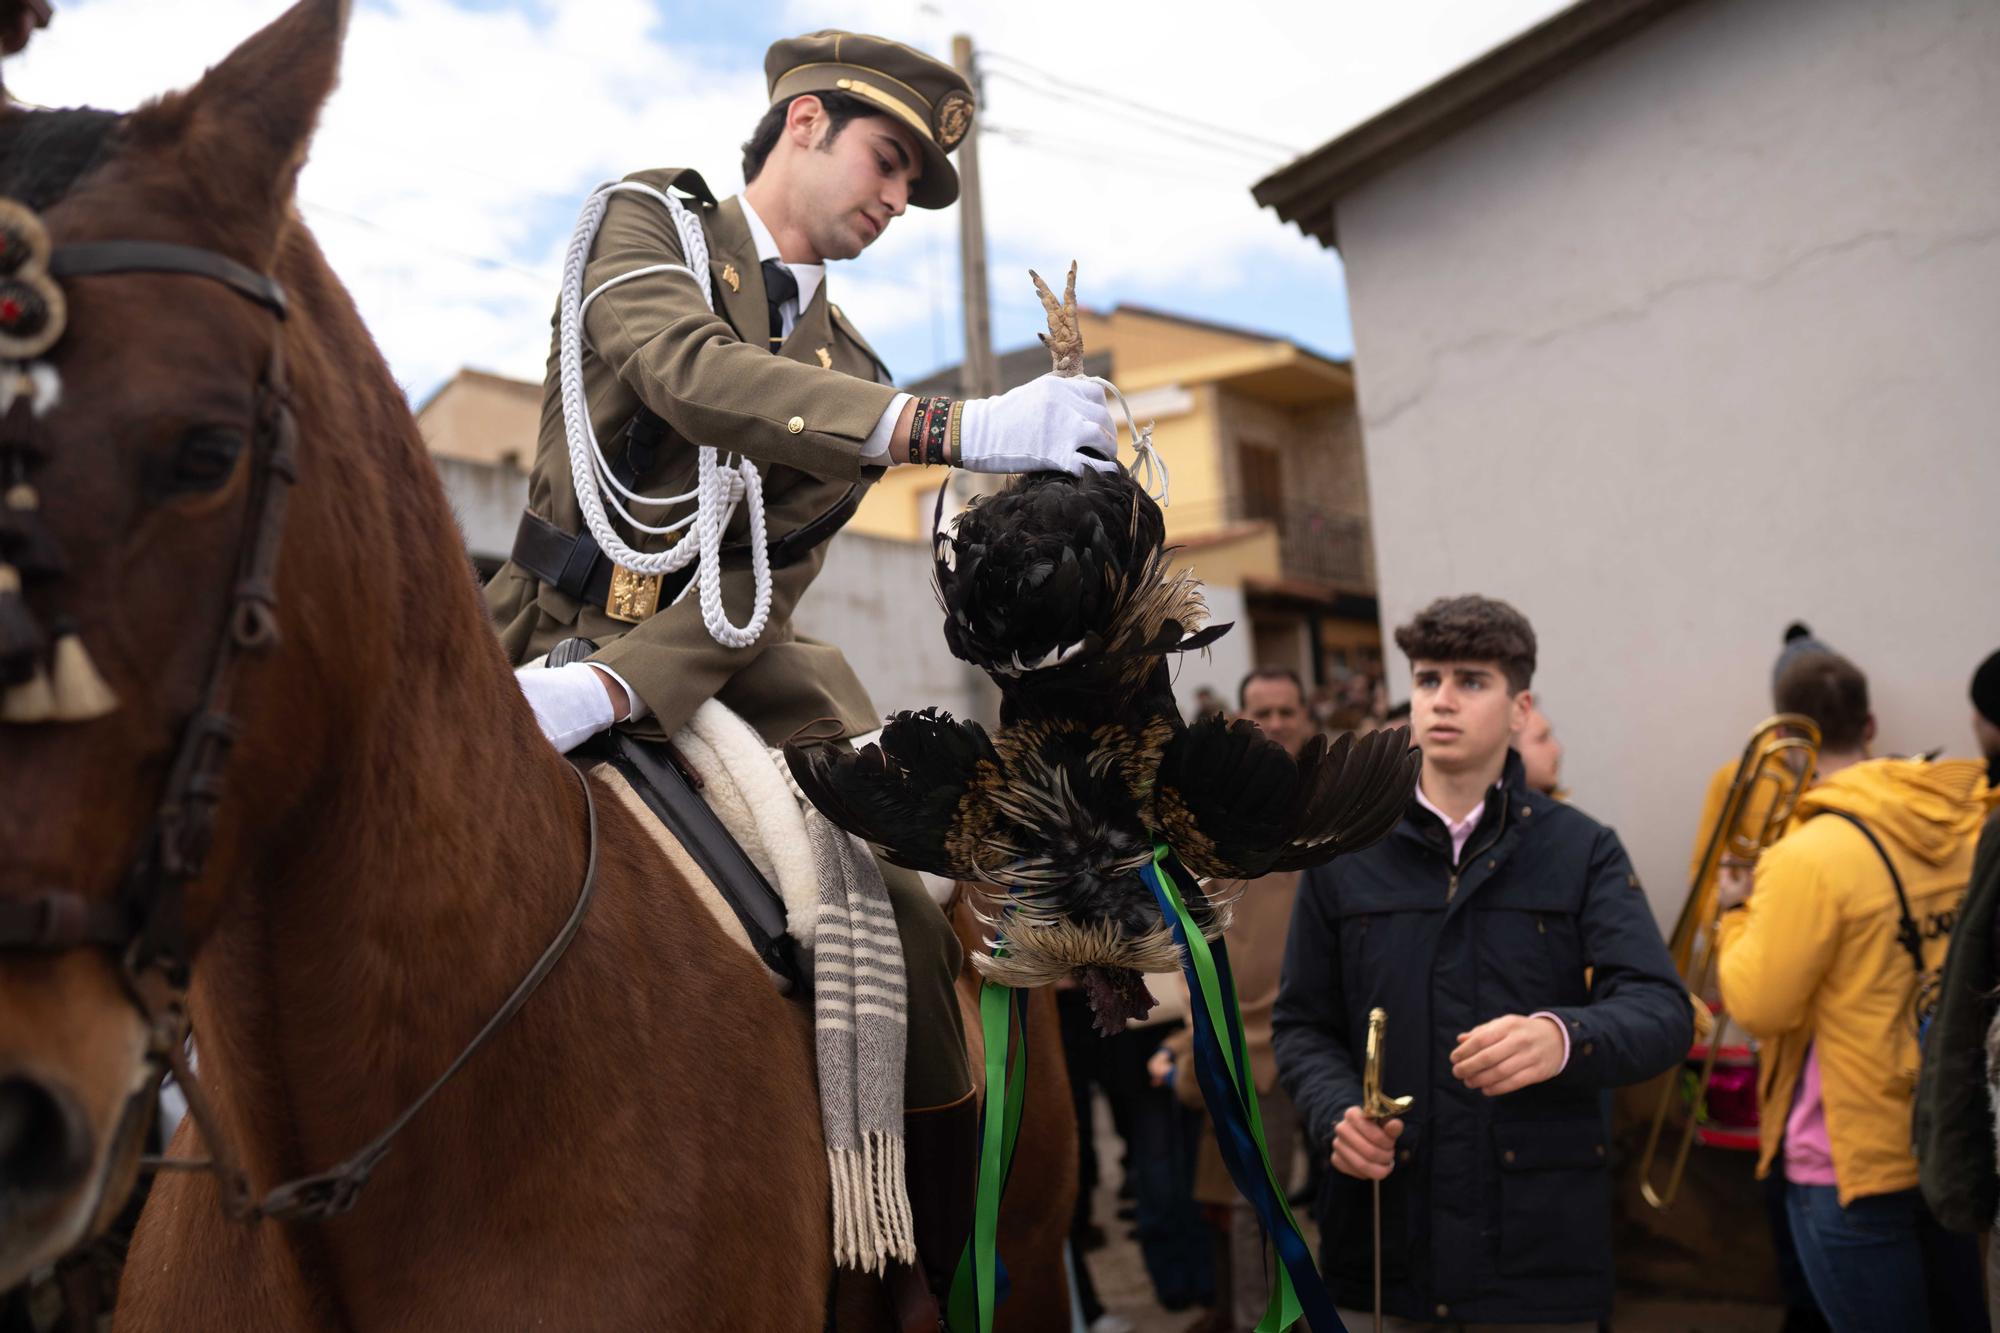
top-left (173, 0), bottom-right (351, 248)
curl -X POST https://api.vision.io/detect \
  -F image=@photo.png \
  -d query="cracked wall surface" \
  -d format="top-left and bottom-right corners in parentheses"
top-left (1334, 0), bottom-right (2000, 928)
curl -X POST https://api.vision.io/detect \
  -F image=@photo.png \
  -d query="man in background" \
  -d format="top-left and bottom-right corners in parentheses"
top-left (1717, 651), bottom-right (1993, 1330)
top-left (1971, 649), bottom-right (2000, 786)
top-left (1515, 701), bottom-right (1564, 799)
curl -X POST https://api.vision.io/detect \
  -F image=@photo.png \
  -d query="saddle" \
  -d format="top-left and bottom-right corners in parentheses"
top-left (552, 638), bottom-right (808, 996)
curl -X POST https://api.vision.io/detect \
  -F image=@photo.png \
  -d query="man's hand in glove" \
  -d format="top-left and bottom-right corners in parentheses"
top-left (955, 373), bottom-right (1121, 476)
top-left (515, 661), bottom-right (633, 754)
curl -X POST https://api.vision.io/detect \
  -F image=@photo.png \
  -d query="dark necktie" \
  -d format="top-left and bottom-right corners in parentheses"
top-left (761, 259), bottom-right (797, 353)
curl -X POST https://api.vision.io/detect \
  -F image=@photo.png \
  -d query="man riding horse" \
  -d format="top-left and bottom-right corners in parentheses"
top-left (481, 30), bottom-right (1119, 1321)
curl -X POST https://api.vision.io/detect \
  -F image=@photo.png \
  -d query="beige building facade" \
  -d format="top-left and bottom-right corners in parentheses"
top-left (1257, 0), bottom-right (2000, 929)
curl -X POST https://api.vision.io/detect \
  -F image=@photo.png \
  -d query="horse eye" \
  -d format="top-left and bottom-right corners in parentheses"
top-left (167, 428), bottom-right (246, 493)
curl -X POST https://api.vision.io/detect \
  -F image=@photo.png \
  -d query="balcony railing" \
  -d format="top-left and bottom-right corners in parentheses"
top-left (1261, 503), bottom-right (1371, 587)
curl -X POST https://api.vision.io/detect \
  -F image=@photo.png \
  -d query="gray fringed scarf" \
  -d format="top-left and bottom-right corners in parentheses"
top-left (663, 700), bottom-right (917, 1274)
top-left (804, 812), bottom-right (916, 1273)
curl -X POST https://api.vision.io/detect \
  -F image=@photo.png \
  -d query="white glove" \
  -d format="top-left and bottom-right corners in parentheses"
top-left (957, 373), bottom-right (1122, 476)
top-left (515, 661), bottom-right (617, 754)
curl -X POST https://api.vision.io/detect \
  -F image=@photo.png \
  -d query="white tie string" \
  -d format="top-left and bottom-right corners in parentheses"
top-left (1086, 375), bottom-right (1169, 506)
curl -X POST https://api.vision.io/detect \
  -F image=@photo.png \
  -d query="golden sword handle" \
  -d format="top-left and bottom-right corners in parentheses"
top-left (1361, 1007), bottom-right (1413, 1333)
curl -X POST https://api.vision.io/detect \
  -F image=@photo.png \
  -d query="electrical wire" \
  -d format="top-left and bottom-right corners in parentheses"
top-left (982, 124), bottom-right (1273, 178)
top-left (980, 50), bottom-right (1303, 158)
top-left (301, 199), bottom-right (556, 286)
top-left (984, 70), bottom-right (1286, 167)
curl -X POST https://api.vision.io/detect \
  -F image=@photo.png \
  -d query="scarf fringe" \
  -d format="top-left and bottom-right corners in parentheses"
top-left (828, 1131), bottom-right (917, 1274)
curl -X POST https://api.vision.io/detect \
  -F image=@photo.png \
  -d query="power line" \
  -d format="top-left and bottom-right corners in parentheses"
top-left (985, 117), bottom-right (1275, 169)
top-left (300, 199), bottom-right (556, 287)
top-left (983, 69), bottom-right (1283, 167)
top-left (980, 50), bottom-right (1304, 159)
top-left (982, 124), bottom-right (1268, 179)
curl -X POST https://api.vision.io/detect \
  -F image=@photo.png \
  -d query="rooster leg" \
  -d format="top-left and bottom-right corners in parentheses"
top-left (1030, 261), bottom-right (1085, 378)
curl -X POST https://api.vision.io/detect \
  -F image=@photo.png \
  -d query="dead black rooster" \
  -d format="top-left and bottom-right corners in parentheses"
top-left (788, 266), bottom-right (1420, 1032)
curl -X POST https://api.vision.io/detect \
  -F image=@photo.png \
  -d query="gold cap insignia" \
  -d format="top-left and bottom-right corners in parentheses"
top-left (815, 346), bottom-right (832, 369)
top-left (721, 263), bottom-right (740, 293)
top-left (934, 90), bottom-right (974, 152)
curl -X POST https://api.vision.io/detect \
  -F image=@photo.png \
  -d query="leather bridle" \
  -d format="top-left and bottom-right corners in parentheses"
top-left (0, 238), bottom-right (601, 1225)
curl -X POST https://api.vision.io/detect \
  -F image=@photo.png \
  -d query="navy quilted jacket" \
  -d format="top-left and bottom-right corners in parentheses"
top-left (1273, 750), bottom-right (1689, 1324)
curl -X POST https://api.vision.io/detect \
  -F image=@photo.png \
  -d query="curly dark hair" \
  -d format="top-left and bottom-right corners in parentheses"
top-left (1775, 651), bottom-right (1871, 752)
top-left (741, 89), bottom-right (877, 183)
top-left (1392, 595), bottom-right (1537, 693)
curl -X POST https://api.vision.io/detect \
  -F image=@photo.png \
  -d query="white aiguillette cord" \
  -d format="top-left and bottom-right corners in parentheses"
top-left (556, 182), bottom-right (771, 649)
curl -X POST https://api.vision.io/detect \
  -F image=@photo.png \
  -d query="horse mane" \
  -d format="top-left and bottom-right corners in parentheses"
top-left (0, 106), bottom-right (123, 210)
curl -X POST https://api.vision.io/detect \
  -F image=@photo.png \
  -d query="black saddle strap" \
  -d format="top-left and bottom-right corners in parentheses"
top-left (596, 730), bottom-right (807, 997)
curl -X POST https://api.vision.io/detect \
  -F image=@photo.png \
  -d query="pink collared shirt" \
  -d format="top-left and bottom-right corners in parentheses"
top-left (1415, 779), bottom-right (1572, 1073)
top-left (1413, 782), bottom-right (1485, 865)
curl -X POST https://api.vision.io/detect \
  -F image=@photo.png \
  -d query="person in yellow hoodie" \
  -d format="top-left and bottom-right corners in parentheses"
top-left (1717, 650), bottom-right (1996, 1332)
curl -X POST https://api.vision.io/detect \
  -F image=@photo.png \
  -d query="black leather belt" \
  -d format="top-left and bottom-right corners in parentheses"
top-left (511, 508), bottom-right (671, 613)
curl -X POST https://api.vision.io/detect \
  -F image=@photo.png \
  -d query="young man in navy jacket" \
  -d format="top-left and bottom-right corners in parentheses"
top-left (1273, 595), bottom-right (1690, 1329)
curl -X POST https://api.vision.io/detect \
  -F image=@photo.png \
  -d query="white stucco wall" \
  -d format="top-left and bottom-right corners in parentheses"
top-left (1336, 0), bottom-right (2000, 926)
top-left (1172, 582), bottom-right (1257, 722)
top-left (793, 531), bottom-right (997, 727)
top-left (796, 532), bottom-right (1256, 731)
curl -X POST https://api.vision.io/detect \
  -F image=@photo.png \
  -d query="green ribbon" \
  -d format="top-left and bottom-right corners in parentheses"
top-left (946, 978), bottom-right (1027, 1333)
top-left (1144, 846), bottom-right (1310, 1332)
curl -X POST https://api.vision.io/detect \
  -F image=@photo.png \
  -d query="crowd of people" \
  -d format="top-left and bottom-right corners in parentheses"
top-left (1064, 597), bottom-right (2000, 1333)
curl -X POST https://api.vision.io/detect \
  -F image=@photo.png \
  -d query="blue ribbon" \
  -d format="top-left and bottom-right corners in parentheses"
top-left (1143, 848), bottom-right (1347, 1333)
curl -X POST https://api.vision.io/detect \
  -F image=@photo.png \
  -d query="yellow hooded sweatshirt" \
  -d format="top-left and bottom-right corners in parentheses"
top-left (1717, 757), bottom-right (1995, 1203)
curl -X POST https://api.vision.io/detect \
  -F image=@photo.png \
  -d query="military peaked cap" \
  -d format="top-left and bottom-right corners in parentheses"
top-left (764, 30), bottom-right (974, 209)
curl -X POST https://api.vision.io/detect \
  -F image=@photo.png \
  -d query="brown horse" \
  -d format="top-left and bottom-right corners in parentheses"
top-left (0, 2), bottom-right (1068, 1327)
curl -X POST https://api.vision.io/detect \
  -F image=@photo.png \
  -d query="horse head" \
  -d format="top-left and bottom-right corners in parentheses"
top-left (0, 0), bottom-right (382, 1286)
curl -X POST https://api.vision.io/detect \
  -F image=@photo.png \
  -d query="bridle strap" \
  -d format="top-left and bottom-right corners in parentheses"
top-left (49, 241), bottom-right (289, 319)
top-left (0, 893), bottom-right (129, 951)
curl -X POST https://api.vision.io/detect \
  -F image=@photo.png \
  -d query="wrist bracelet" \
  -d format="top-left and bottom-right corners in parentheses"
top-left (907, 396), bottom-right (932, 464)
top-left (946, 401), bottom-right (964, 467)
top-left (921, 395), bottom-right (955, 467)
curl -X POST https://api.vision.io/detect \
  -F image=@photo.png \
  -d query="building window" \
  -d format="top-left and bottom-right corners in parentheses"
top-left (1238, 441), bottom-right (1283, 524)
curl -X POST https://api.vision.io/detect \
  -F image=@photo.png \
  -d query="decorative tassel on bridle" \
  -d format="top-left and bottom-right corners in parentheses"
top-left (0, 196), bottom-right (117, 724)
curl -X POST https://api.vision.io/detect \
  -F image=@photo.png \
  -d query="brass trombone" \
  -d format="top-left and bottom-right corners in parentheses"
top-left (1637, 714), bottom-right (1820, 1210)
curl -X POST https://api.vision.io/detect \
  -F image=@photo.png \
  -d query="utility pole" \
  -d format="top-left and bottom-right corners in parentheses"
top-left (952, 33), bottom-right (998, 401)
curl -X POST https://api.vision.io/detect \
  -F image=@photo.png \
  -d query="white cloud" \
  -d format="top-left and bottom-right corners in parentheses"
top-left (10, 0), bottom-right (1567, 397)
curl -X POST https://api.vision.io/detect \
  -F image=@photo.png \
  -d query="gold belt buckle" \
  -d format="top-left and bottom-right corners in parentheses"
top-left (604, 565), bottom-right (662, 624)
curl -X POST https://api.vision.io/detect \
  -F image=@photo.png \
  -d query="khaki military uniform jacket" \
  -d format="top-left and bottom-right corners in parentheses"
top-left (485, 168), bottom-right (903, 744)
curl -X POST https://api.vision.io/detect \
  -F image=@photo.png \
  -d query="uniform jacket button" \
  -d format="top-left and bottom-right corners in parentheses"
top-left (1398, 1147), bottom-right (1413, 1163)
top-left (1582, 1041), bottom-right (1595, 1057)
top-left (1502, 1149), bottom-right (1516, 1164)
top-left (786, 415), bottom-right (805, 434)
top-left (1435, 1304), bottom-right (1450, 1319)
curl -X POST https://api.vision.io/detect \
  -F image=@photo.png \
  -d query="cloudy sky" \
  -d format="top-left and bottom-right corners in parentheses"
top-left (10, 0), bottom-right (1569, 402)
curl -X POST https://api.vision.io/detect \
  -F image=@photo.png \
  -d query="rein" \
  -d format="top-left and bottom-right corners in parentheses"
top-left (0, 233), bottom-right (602, 1226)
